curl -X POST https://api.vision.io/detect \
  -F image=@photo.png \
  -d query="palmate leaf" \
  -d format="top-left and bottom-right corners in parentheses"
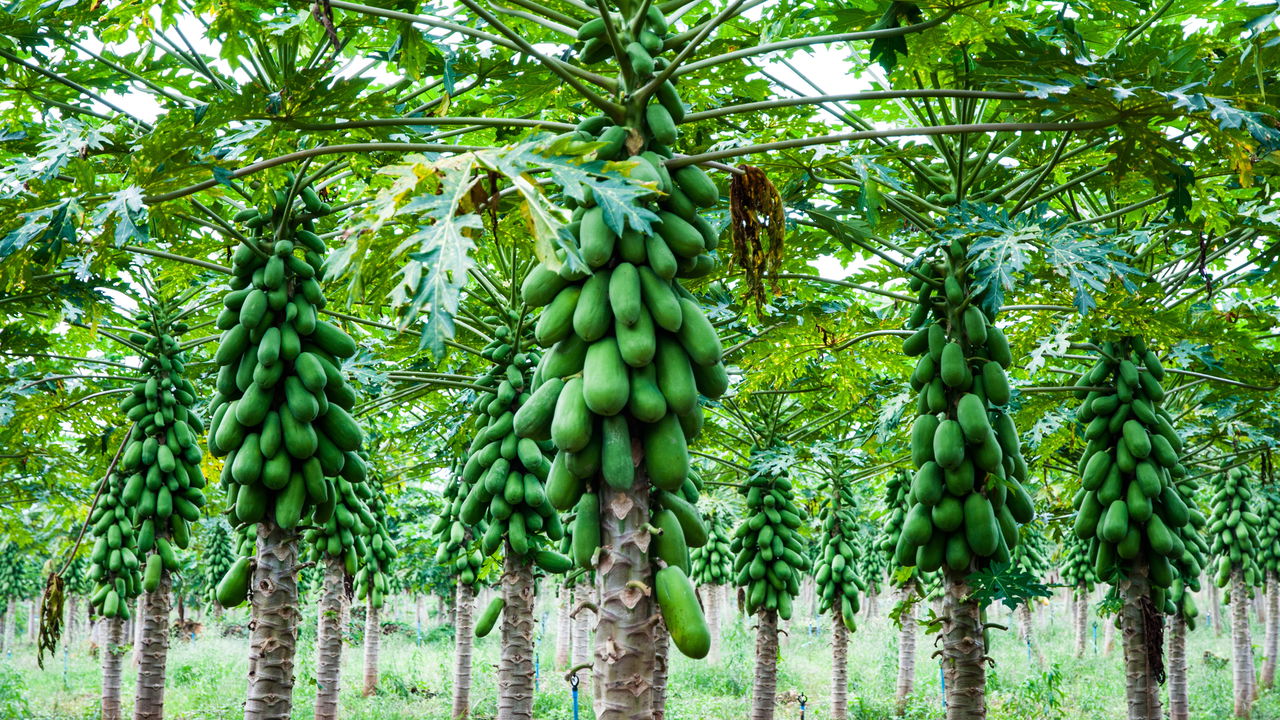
top-left (332, 137), bottom-right (661, 358)
top-left (0, 198), bottom-right (82, 261)
top-left (966, 561), bottom-right (1053, 612)
top-left (90, 186), bottom-right (148, 247)
top-left (951, 204), bottom-right (1142, 315)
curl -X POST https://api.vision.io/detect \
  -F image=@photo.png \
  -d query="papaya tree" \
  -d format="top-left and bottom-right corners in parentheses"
top-left (1207, 463), bottom-right (1262, 718)
top-left (1059, 530), bottom-right (1097, 658)
top-left (1258, 485), bottom-right (1280, 689)
top-left (205, 179), bottom-right (368, 720)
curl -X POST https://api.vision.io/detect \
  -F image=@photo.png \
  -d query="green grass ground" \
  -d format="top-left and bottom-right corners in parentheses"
top-left (3, 595), bottom-right (1279, 719)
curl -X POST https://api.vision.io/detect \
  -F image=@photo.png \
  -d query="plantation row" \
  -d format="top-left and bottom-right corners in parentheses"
top-left (2, 2), bottom-right (1278, 720)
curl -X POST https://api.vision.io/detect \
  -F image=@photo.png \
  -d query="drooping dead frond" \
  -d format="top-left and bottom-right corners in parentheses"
top-left (37, 572), bottom-right (66, 669)
top-left (729, 165), bottom-right (785, 310)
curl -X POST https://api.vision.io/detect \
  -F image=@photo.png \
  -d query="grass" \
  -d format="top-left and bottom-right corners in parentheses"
top-left (4, 592), bottom-right (1280, 719)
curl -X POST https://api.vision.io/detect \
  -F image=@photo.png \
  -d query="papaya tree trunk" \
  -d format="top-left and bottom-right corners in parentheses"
top-left (1104, 615), bottom-right (1116, 655)
top-left (1262, 571), bottom-right (1278, 689)
top-left (29, 596), bottom-right (40, 644)
top-left (1074, 584), bottom-right (1088, 658)
top-left (452, 582), bottom-right (475, 720)
top-left (244, 520), bottom-right (300, 720)
top-left (362, 598), bottom-right (380, 696)
top-left (750, 609), bottom-right (779, 720)
top-left (133, 568), bottom-right (172, 720)
top-left (1231, 568), bottom-right (1255, 718)
top-left (1119, 564), bottom-right (1162, 720)
top-left (703, 584), bottom-right (721, 664)
top-left (101, 615), bottom-right (125, 720)
top-left (652, 616), bottom-right (669, 720)
top-left (592, 480), bottom-right (656, 720)
top-left (895, 579), bottom-right (917, 713)
top-left (555, 585), bottom-right (572, 669)
top-left (571, 580), bottom-right (592, 701)
top-left (66, 595), bottom-right (79, 645)
top-left (498, 548), bottom-right (535, 720)
top-left (1018, 603), bottom-right (1042, 667)
top-left (4, 597), bottom-right (14, 650)
top-left (314, 555), bottom-right (346, 720)
top-left (1169, 612), bottom-right (1188, 720)
top-left (832, 614), bottom-right (848, 720)
top-left (1211, 582), bottom-right (1225, 635)
top-left (941, 571), bottom-right (985, 720)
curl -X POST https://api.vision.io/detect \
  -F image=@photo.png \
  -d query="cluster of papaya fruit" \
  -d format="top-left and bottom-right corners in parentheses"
top-left (900, 250), bottom-right (1033, 573)
top-left (1208, 467), bottom-right (1262, 590)
top-left (433, 458), bottom-right (489, 588)
top-left (815, 485), bottom-right (865, 632)
top-left (300, 448), bottom-right (397, 608)
top-left (202, 520), bottom-right (236, 606)
top-left (1011, 523), bottom-right (1049, 580)
top-left (354, 475), bottom-right (396, 608)
top-left (206, 182), bottom-right (365, 531)
top-left (90, 306), bottom-right (207, 617)
top-left (574, 7), bottom-right (688, 161)
top-left (690, 505), bottom-right (734, 587)
top-left (856, 529), bottom-right (887, 598)
top-left (731, 451), bottom-right (810, 620)
top-left (1070, 337), bottom-right (1206, 616)
top-left (877, 470), bottom-right (911, 566)
top-left (455, 327), bottom-right (572, 572)
top-left (1059, 531), bottom-right (1097, 592)
top-left (1256, 490), bottom-right (1280, 586)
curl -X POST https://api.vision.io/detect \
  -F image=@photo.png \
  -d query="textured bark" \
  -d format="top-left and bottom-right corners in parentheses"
top-left (895, 579), bottom-right (917, 713)
top-left (101, 615), bottom-right (125, 720)
top-left (832, 614), bottom-right (849, 720)
top-left (1074, 585), bottom-right (1088, 658)
top-left (133, 595), bottom-right (145, 664)
top-left (314, 555), bottom-right (347, 720)
top-left (750, 609), bottom-right (779, 720)
top-left (1211, 582), bottom-right (1225, 635)
top-left (244, 521), bottom-right (300, 720)
top-left (1231, 569), bottom-right (1255, 718)
top-left (362, 598), bottom-right (380, 696)
top-left (571, 580), bottom-right (592, 701)
top-left (1262, 572), bottom-right (1278, 689)
top-left (1169, 613), bottom-right (1189, 720)
top-left (703, 584), bottom-right (722, 664)
top-left (941, 571), bottom-right (985, 720)
top-left (592, 479), bottom-right (656, 720)
top-left (555, 585), bottom-right (573, 669)
top-left (133, 568), bottom-right (172, 720)
top-left (1119, 566), bottom-right (1162, 720)
top-left (498, 549), bottom-right (535, 720)
top-left (452, 582), bottom-right (476, 720)
top-left (652, 616), bottom-right (669, 720)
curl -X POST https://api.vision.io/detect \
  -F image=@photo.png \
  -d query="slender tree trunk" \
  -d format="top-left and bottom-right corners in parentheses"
top-left (244, 521), bottom-right (300, 720)
top-left (941, 571), bottom-right (985, 720)
top-left (498, 549), bottom-right (535, 720)
top-left (895, 579), bottom-right (918, 713)
top-left (1074, 585), bottom-right (1088, 658)
top-left (832, 614), bottom-right (849, 720)
top-left (29, 596), bottom-right (40, 644)
top-left (1231, 569), bottom-right (1255, 718)
top-left (703, 584), bottom-right (722, 664)
top-left (363, 598), bottom-right (380, 696)
top-left (1211, 582), bottom-right (1225, 635)
top-left (314, 555), bottom-right (347, 720)
top-left (414, 594), bottom-right (424, 636)
top-left (750, 609), bottom-right (779, 720)
top-left (1120, 565), bottom-right (1162, 720)
top-left (452, 582), bottom-right (475, 720)
top-left (132, 595), bottom-right (145, 665)
top-left (1262, 572), bottom-right (1278, 689)
top-left (4, 597), bottom-right (14, 650)
top-left (1169, 612), bottom-right (1188, 720)
top-left (66, 595), bottom-right (79, 645)
top-left (592, 479), bottom-right (656, 720)
top-left (652, 617), bottom-right (669, 720)
top-left (866, 590), bottom-right (878, 620)
top-left (556, 585), bottom-right (573, 669)
top-left (133, 569), bottom-right (172, 720)
top-left (1104, 615), bottom-right (1116, 655)
top-left (571, 581), bottom-right (592, 703)
top-left (102, 615), bottom-right (125, 720)
top-left (1018, 603), bottom-right (1042, 666)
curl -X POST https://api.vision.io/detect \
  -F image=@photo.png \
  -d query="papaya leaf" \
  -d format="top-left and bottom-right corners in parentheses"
top-left (966, 561), bottom-right (1052, 611)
